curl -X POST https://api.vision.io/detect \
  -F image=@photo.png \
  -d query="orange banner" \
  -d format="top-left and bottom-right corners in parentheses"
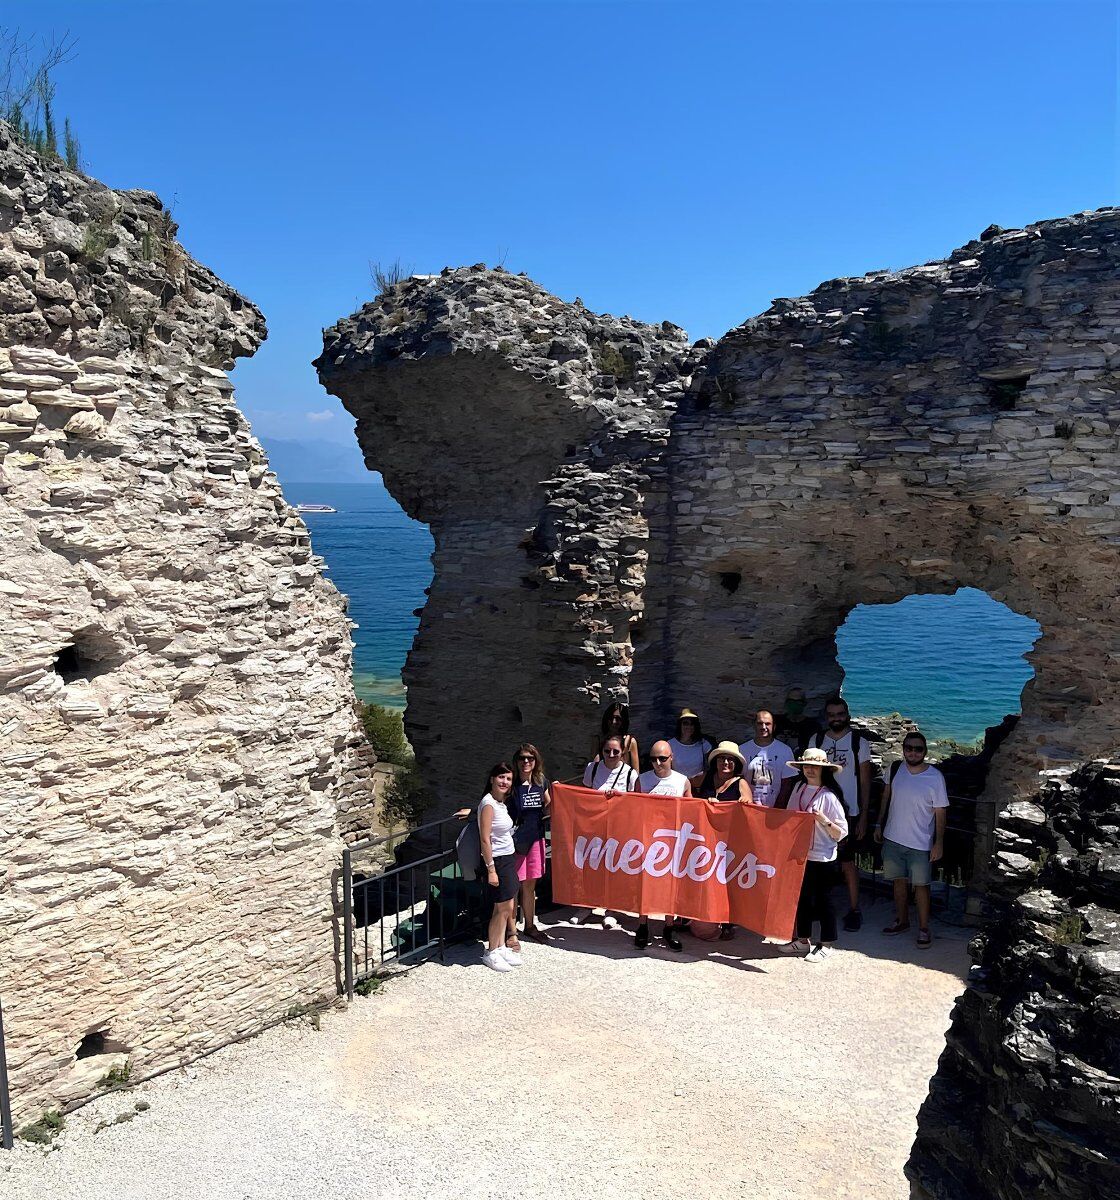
top-left (551, 784), bottom-right (816, 941)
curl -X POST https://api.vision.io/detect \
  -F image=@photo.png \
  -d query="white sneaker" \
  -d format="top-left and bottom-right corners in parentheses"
top-left (778, 939), bottom-right (811, 955)
top-left (483, 949), bottom-right (513, 973)
top-left (806, 944), bottom-right (835, 964)
top-left (601, 914), bottom-right (620, 930)
top-left (501, 946), bottom-right (523, 968)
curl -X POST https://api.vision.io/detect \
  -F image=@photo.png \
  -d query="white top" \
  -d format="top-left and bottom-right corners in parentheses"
top-left (638, 768), bottom-right (689, 797)
top-left (815, 730), bottom-right (871, 815)
top-left (737, 738), bottom-right (797, 807)
top-left (667, 737), bottom-right (712, 779)
top-left (884, 764), bottom-right (949, 852)
top-left (583, 761), bottom-right (638, 792)
top-left (787, 782), bottom-right (849, 862)
top-left (478, 792), bottom-right (515, 858)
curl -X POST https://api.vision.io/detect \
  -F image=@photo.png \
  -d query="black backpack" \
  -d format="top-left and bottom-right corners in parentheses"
top-left (813, 728), bottom-right (867, 808)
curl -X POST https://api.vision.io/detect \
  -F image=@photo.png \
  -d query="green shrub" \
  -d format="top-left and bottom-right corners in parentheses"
top-left (359, 702), bottom-right (411, 767)
top-left (597, 344), bottom-right (633, 381)
top-left (98, 1060), bottom-right (131, 1090)
top-left (382, 760), bottom-right (430, 828)
top-left (20, 1109), bottom-right (64, 1145)
top-left (1052, 912), bottom-right (1085, 946)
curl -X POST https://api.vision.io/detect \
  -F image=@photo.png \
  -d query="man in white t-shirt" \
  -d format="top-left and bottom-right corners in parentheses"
top-left (813, 696), bottom-right (873, 932)
top-left (634, 741), bottom-right (689, 952)
top-left (738, 711), bottom-right (797, 808)
top-left (874, 731), bottom-right (948, 949)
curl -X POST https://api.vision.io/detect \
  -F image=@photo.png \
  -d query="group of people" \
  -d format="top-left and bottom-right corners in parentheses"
top-left (473, 689), bottom-right (949, 973)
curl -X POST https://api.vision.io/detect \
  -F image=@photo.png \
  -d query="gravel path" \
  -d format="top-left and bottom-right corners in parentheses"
top-left (1, 910), bottom-right (969, 1200)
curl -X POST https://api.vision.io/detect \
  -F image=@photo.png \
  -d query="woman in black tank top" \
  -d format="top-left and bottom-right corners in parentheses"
top-left (694, 741), bottom-right (754, 941)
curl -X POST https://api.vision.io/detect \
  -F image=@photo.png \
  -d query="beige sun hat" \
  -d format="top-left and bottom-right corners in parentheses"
top-left (707, 740), bottom-right (745, 770)
top-left (787, 747), bottom-right (841, 771)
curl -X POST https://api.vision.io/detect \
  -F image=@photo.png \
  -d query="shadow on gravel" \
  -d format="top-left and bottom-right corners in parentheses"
top-left (438, 898), bottom-right (973, 979)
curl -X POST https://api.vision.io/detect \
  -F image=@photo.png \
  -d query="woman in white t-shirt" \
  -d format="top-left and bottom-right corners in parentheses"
top-left (781, 748), bottom-right (849, 964)
top-left (478, 762), bottom-right (522, 974)
top-left (667, 707), bottom-right (713, 788)
top-left (574, 735), bottom-right (636, 929)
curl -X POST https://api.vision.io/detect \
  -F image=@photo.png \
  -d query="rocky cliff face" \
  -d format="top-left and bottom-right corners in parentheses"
top-left (0, 126), bottom-right (373, 1122)
top-left (317, 212), bottom-right (1120, 1199)
top-left (908, 760), bottom-right (1120, 1199)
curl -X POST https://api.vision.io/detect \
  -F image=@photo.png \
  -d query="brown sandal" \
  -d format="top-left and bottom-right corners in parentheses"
top-left (524, 926), bottom-right (552, 944)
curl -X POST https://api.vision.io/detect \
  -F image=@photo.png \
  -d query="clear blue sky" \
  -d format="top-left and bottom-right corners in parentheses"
top-left (7, 1), bottom-right (1117, 451)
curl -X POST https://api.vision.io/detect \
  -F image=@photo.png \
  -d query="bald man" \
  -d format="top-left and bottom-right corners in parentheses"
top-left (634, 741), bottom-right (690, 951)
top-left (738, 711), bottom-right (797, 808)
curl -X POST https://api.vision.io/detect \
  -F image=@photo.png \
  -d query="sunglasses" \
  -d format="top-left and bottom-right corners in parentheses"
top-left (517, 755), bottom-right (536, 762)
top-left (651, 755), bottom-right (671, 763)
top-left (603, 749), bottom-right (622, 757)
top-left (903, 745), bottom-right (925, 753)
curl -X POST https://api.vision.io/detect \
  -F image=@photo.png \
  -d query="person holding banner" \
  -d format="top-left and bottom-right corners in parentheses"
top-left (583, 735), bottom-right (639, 792)
top-left (633, 741), bottom-right (690, 951)
top-left (695, 742), bottom-right (755, 939)
top-left (478, 762), bottom-right (523, 974)
top-left (575, 735), bottom-right (638, 928)
top-left (696, 742), bottom-right (754, 805)
top-left (781, 747), bottom-right (849, 964)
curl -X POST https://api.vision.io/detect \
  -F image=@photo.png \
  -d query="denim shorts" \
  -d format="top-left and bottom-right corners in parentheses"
top-left (882, 838), bottom-right (933, 886)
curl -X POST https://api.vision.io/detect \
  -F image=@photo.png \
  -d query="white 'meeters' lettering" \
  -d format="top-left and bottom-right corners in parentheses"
top-left (572, 821), bottom-right (777, 889)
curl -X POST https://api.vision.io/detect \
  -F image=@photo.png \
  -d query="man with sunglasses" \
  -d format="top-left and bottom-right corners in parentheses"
top-left (632, 741), bottom-right (689, 950)
top-left (874, 732), bottom-right (948, 949)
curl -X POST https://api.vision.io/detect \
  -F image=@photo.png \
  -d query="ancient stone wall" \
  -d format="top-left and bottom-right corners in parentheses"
top-left (318, 214), bottom-right (1120, 1200)
top-left (908, 760), bottom-right (1120, 1200)
top-left (317, 268), bottom-right (703, 793)
top-left (0, 126), bottom-right (373, 1124)
top-left (318, 214), bottom-right (1120, 845)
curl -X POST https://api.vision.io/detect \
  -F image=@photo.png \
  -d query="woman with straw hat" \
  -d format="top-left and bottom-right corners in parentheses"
top-left (779, 747), bottom-right (849, 964)
top-left (694, 742), bottom-right (755, 940)
top-left (667, 707), bottom-right (713, 788)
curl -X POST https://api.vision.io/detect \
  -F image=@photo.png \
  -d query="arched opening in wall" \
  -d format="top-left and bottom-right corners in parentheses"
top-left (836, 587), bottom-right (1040, 897)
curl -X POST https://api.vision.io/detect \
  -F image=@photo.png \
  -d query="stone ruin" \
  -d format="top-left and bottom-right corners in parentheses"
top-left (316, 212), bottom-right (1120, 1197)
top-left (0, 127), bottom-right (375, 1123)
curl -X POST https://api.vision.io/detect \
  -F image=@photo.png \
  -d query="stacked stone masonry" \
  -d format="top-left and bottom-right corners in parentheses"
top-left (0, 126), bottom-right (374, 1124)
top-left (317, 212), bottom-right (1120, 1200)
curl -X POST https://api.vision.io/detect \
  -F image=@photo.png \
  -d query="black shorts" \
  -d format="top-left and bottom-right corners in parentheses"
top-left (485, 854), bottom-right (519, 903)
top-left (837, 817), bottom-right (863, 864)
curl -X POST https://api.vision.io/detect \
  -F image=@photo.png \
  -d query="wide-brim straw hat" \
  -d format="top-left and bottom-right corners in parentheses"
top-left (787, 747), bottom-right (841, 771)
top-left (708, 740), bottom-right (745, 770)
top-left (678, 707), bottom-right (699, 720)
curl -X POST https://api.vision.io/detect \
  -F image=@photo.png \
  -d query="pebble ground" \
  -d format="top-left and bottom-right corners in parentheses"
top-left (1, 908), bottom-right (969, 1200)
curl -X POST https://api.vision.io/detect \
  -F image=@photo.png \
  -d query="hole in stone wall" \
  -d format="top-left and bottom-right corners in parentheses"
top-left (76, 1031), bottom-right (105, 1059)
top-left (53, 631), bottom-right (120, 683)
top-left (718, 571), bottom-right (742, 594)
top-left (75, 1029), bottom-right (127, 1059)
top-left (511, 705), bottom-right (524, 724)
top-left (982, 370), bottom-right (1031, 411)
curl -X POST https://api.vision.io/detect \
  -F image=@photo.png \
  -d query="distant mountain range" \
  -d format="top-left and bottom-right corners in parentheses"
top-left (259, 436), bottom-right (375, 486)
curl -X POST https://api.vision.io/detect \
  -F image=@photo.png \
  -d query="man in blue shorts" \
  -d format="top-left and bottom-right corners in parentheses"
top-left (874, 732), bottom-right (948, 949)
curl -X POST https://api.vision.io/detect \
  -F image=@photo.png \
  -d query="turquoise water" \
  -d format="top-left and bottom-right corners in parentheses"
top-left (286, 480), bottom-right (433, 710)
top-left (837, 589), bottom-right (1040, 742)
top-left (289, 479), bottom-right (1040, 740)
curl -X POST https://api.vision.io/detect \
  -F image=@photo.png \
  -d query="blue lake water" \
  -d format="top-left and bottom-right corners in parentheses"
top-left (289, 478), bottom-right (1041, 741)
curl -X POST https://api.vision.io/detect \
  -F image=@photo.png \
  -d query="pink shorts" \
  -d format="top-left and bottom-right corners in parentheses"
top-left (516, 838), bottom-right (547, 882)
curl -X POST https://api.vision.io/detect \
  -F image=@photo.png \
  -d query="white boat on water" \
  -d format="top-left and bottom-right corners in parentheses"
top-left (295, 503), bottom-right (337, 513)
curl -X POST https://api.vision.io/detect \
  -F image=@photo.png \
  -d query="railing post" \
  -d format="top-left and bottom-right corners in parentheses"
top-left (0, 997), bottom-right (13, 1150)
top-left (342, 848), bottom-right (354, 1002)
